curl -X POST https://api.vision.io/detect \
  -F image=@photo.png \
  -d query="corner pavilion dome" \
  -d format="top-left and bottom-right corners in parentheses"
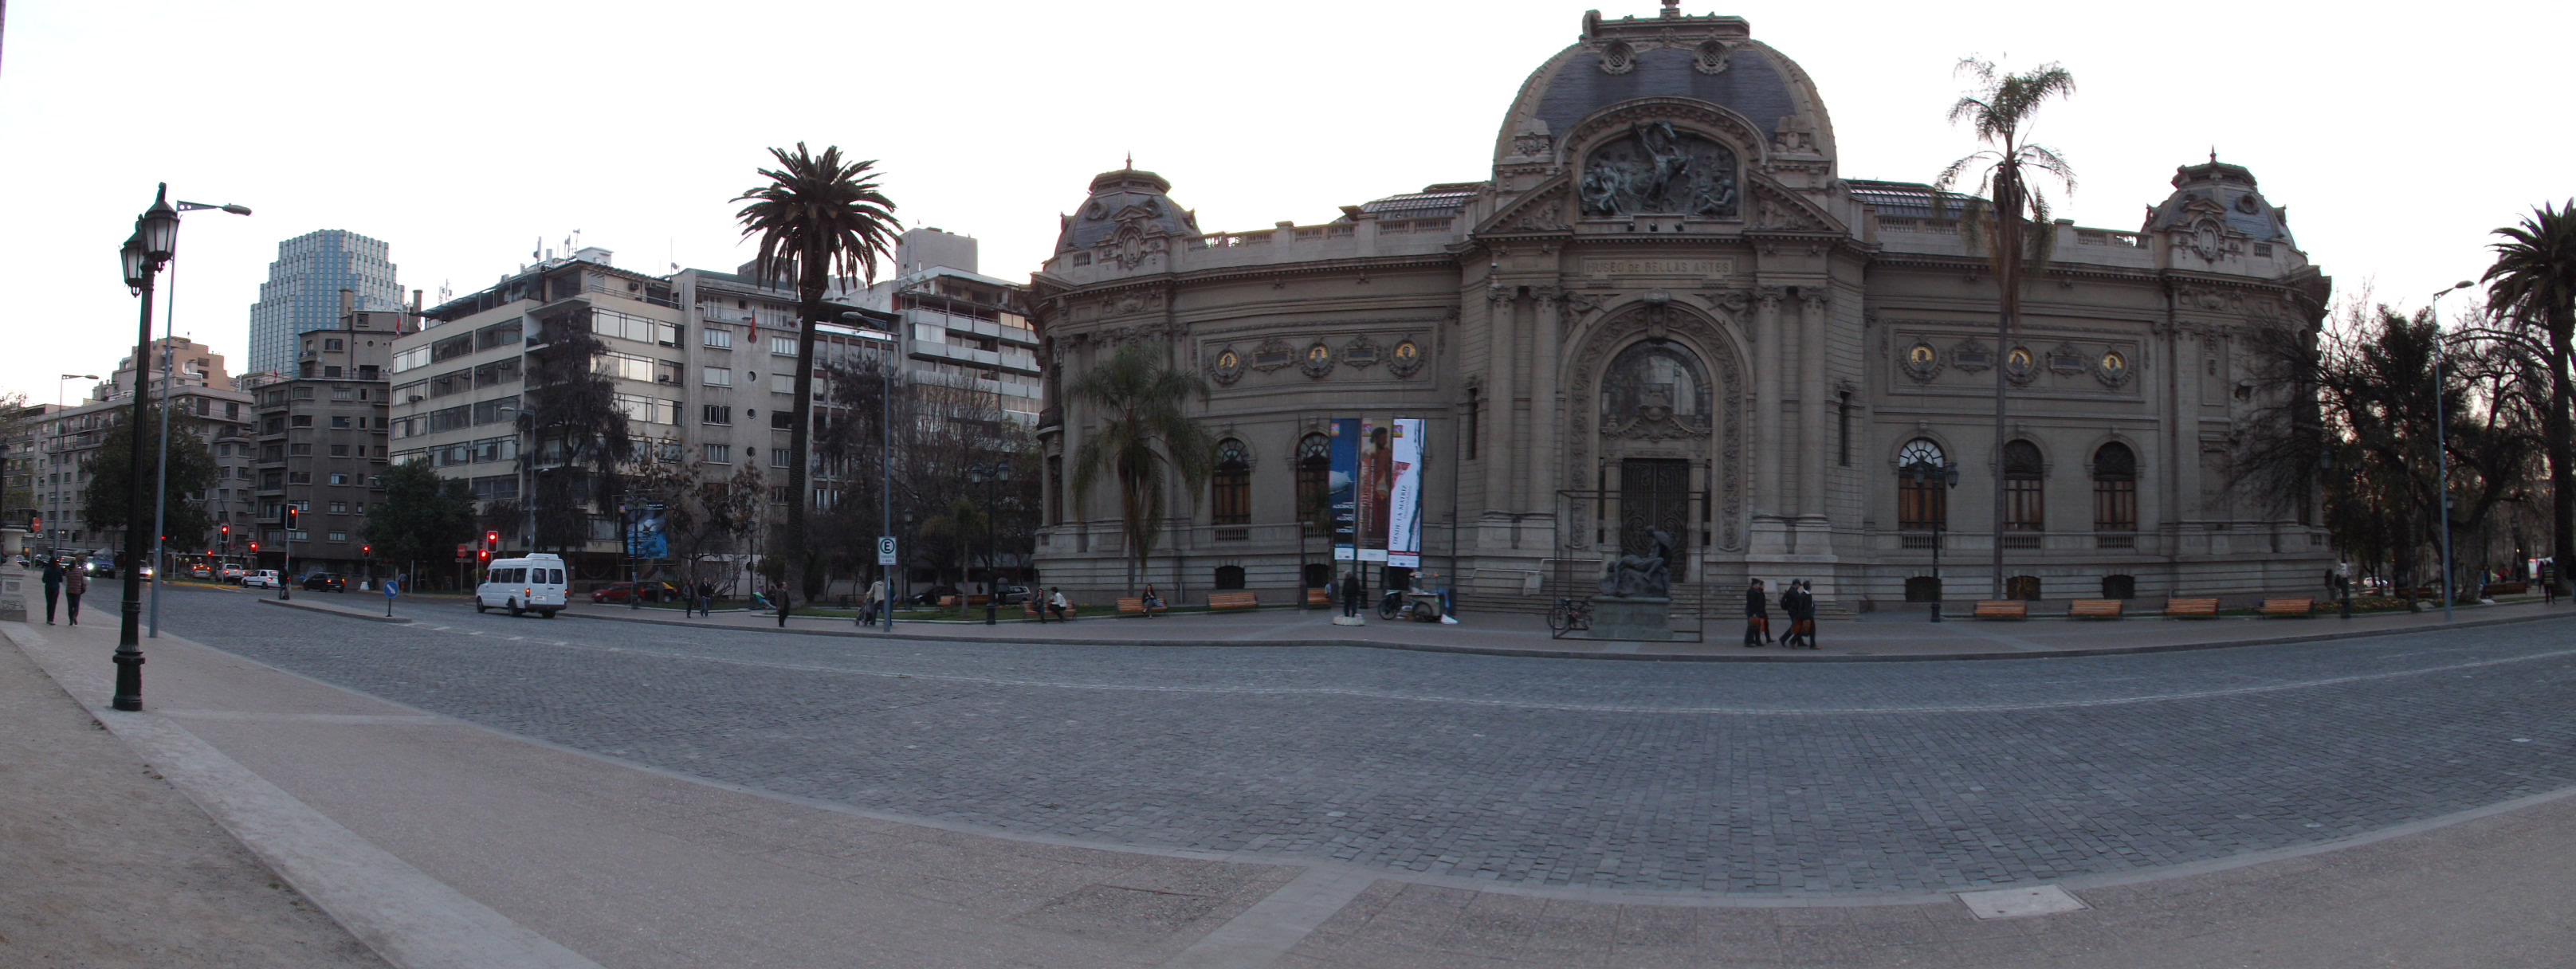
top-left (1491, 6), bottom-right (1839, 169)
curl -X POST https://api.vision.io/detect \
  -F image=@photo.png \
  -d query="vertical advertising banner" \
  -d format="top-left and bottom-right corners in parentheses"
top-left (1386, 418), bottom-right (1426, 567)
top-left (1329, 418), bottom-right (1360, 561)
top-left (1360, 419), bottom-right (1392, 563)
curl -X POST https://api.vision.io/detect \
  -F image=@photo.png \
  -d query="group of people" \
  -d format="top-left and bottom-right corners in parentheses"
top-left (1744, 578), bottom-right (1818, 649)
top-left (37, 557), bottom-right (88, 626)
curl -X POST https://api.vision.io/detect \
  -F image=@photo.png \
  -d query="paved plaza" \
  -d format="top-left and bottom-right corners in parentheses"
top-left (10, 583), bottom-right (2576, 966)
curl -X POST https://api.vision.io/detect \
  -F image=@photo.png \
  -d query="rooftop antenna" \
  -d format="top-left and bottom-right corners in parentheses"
top-left (1125, 151), bottom-right (1133, 170)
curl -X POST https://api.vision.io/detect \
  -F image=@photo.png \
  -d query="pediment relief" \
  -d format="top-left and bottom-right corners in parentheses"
top-left (1744, 178), bottom-right (1843, 234)
top-left (1478, 175), bottom-right (1573, 235)
top-left (1561, 98), bottom-right (1765, 168)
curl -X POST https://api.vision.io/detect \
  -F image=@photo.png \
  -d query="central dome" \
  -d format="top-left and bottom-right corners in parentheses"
top-left (1493, 8), bottom-right (1836, 170)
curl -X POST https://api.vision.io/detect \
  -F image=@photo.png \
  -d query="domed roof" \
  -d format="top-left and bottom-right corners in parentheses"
top-left (1055, 167), bottom-right (1200, 253)
top-left (2144, 159), bottom-right (2295, 248)
top-left (1494, 7), bottom-right (1835, 167)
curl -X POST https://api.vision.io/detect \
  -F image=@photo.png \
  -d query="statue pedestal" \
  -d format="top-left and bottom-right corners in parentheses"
top-left (1591, 595), bottom-right (1672, 641)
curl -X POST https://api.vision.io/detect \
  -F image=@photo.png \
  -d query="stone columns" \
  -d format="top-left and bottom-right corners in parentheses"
top-left (1753, 288), bottom-right (1784, 519)
top-left (1798, 290), bottom-right (1828, 521)
top-left (1528, 288), bottom-right (1561, 520)
top-left (1482, 287), bottom-right (1518, 516)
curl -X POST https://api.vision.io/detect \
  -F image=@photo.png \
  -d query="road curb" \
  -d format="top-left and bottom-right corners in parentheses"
top-left (552, 604), bottom-right (2576, 661)
top-left (256, 597), bottom-right (412, 624)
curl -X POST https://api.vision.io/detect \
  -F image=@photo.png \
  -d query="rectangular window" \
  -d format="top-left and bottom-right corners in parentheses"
top-left (287, 471), bottom-right (312, 484)
top-left (771, 335), bottom-right (798, 356)
top-left (1898, 478), bottom-right (1946, 531)
top-left (595, 351), bottom-right (657, 383)
top-left (331, 416), bottom-right (351, 429)
top-left (772, 373), bottom-right (795, 394)
top-left (330, 444), bottom-right (350, 457)
top-left (391, 345), bottom-right (430, 373)
top-left (771, 410), bottom-right (793, 430)
top-left (2095, 478), bottom-right (2137, 532)
top-left (2005, 477), bottom-right (2044, 531)
top-left (328, 531), bottom-right (348, 543)
top-left (473, 320), bottom-right (524, 351)
top-left (701, 405), bottom-right (732, 426)
top-left (705, 444), bottom-right (732, 464)
top-left (331, 386), bottom-right (355, 401)
top-left (330, 501), bottom-right (348, 513)
top-left (392, 380), bottom-right (426, 402)
top-left (328, 473), bottom-right (350, 486)
top-left (290, 415), bottom-right (314, 428)
top-left (289, 443), bottom-right (312, 457)
top-left (430, 333), bottom-right (474, 362)
top-left (473, 359), bottom-right (522, 387)
top-left (770, 449), bottom-right (790, 469)
top-left (427, 406), bottom-right (472, 433)
top-left (703, 367), bottom-right (732, 387)
top-left (702, 326), bottom-right (733, 349)
top-left (472, 396), bottom-right (519, 426)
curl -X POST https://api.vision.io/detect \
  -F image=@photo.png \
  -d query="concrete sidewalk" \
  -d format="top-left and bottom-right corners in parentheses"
top-left (532, 594), bottom-right (2576, 661)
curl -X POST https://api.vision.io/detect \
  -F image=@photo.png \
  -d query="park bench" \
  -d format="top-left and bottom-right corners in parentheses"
top-left (1306, 587), bottom-right (1332, 607)
top-left (1209, 590), bottom-right (1261, 611)
top-left (2259, 597), bottom-right (2315, 617)
top-left (2165, 598), bottom-right (2221, 618)
top-left (1116, 597), bottom-right (1152, 617)
top-left (2488, 582), bottom-right (2528, 595)
top-left (1973, 600), bottom-right (2028, 620)
top-left (938, 595), bottom-right (960, 607)
top-left (2068, 599), bottom-right (2125, 619)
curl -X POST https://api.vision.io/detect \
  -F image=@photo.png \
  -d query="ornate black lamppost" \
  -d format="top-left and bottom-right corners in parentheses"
top-left (967, 461), bottom-right (1011, 625)
top-left (1905, 457), bottom-right (1961, 623)
top-left (111, 187), bottom-right (182, 712)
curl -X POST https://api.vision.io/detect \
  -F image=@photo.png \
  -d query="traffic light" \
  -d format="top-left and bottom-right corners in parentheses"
top-left (361, 544), bottom-right (371, 558)
top-left (477, 549), bottom-right (492, 564)
top-left (249, 541), bottom-right (260, 554)
top-left (485, 530), bottom-right (501, 551)
top-left (221, 524), bottom-right (230, 544)
top-left (284, 506), bottom-right (299, 529)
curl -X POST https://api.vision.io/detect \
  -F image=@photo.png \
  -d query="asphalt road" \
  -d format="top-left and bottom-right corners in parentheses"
top-left (164, 585), bottom-right (2576, 896)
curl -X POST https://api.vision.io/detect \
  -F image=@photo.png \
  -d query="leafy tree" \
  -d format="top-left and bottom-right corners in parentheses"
top-left (732, 143), bottom-right (898, 598)
top-left (1068, 340), bottom-right (1215, 591)
top-left (1931, 57), bottom-right (2077, 598)
top-left (2483, 201), bottom-right (2576, 594)
top-left (919, 497), bottom-right (989, 617)
top-left (364, 461), bottom-right (477, 586)
top-left (520, 319), bottom-right (630, 553)
top-left (78, 402), bottom-right (219, 551)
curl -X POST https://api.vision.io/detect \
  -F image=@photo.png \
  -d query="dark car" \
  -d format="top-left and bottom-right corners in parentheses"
top-left (300, 572), bottom-right (348, 592)
top-left (908, 585), bottom-right (961, 606)
top-left (591, 581), bottom-right (680, 604)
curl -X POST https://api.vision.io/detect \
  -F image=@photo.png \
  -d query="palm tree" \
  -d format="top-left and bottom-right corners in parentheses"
top-left (2484, 201), bottom-right (2576, 595)
top-left (732, 143), bottom-right (898, 596)
top-left (1069, 341), bottom-right (1216, 592)
top-left (1930, 57), bottom-right (2076, 598)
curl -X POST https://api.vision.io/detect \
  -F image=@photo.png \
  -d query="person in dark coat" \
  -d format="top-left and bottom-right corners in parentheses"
top-left (1743, 579), bottom-right (1769, 647)
top-left (63, 563), bottom-right (88, 626)
top-left (1340, 571), bottom-right (1361, 618)
top-left (40, 558), bottom-right (65, 625)
top-left (1785, 579), bottom-right (1816, 648)
top-left (773, 585), bottom-right (791, 628)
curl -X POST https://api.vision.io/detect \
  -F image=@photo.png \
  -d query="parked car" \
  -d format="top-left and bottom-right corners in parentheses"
top-left (300, 572), bottom-right (348, 592)
top-left (590, 580), bottom-right (681, 604)
top-left (219, 564), bottom-right (246, 583)
top-left (907, 585), bottom-right (961, 606)
top-left (242, 569), bottom-right (283, 589)
top-left (996, 584), bottom-right (1032, 606)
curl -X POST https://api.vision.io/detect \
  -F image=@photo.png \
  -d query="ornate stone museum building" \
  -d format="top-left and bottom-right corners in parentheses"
top-left (1028, 4), bottom-right (2333, 613)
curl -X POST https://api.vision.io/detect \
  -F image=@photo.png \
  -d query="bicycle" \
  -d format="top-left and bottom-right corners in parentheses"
top-left (1546, 596), bottom-right (1594, 633)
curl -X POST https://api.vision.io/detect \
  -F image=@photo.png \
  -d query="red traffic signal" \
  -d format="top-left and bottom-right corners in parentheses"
top-left (484, 530), bottom-right (501, 551)
top-left (362, 544), bottom-right (371, 557)
top-left (476, 549), bottom-right (492, 563)
top-left (285, 506), bottom-right (299, 529)
top-left (221, 524), bottom-right (230, 539)
top-left (249, 541), bottom-right (260, 553)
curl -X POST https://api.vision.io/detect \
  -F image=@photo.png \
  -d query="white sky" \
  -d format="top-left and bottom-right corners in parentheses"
top-left (3, 0), bottom-right (2566, 402)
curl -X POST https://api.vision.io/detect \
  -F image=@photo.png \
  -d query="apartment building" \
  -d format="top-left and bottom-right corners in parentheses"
top-left (32, 346), bottom-right (256, 558)
top-left (851, 228), bottom-right (1039, 424)
top-left (248, 292), bottom-right (406, 575)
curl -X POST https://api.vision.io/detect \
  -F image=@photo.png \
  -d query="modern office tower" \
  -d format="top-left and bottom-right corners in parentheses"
top-left (245, 230), bottom-right (400, 379)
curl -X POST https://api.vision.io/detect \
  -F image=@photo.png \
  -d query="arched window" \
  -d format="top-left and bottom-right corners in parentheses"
top-left (1295, 433), bottom-right (1332, 535)
top-left (2003, 440), bottom-right (2045, 532)
top-left (1600, 341), bottom-right (1712, 431)
top-left (1897, 438), bottom-right (1946, 531)
top-left (2092, 442), bottom-right (2137, 533)
top-left (1212, 440), bottom-right (1251, 536)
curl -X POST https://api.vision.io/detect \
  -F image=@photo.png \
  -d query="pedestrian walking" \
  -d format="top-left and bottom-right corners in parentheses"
top-left (1788, 579), bottom-right (1818, 649)
top-left (1141, 583), bottom-right (1165, 618)
top-left (63, 563), bottom-right (88, 626)
top-left (697, 581), bottom-right (713, 617)
top-left (773, 585), bottom-right (791, 628)
top-left (40, 557), bottom-right (65, 625)
top-left (860, 577), bottom-right (886, 626)
top-left (1340, 571), bottom-right (1361, 618)
top-left (1742, 578), bottom-right (1769, 647)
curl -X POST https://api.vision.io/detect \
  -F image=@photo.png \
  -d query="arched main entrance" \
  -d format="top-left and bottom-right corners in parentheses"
top-left (1562, 301), bottom-right (1746, 575)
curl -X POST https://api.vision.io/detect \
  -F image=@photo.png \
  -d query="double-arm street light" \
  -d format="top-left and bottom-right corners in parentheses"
top-left (1904, 457), bottom-right (1961, 622)
top-left (2429, 278), bottom-right (2475, 623)
top-left (966, 461), bottom-right (1010, 625)
top-left (148, 198), bottom-right (251, 638)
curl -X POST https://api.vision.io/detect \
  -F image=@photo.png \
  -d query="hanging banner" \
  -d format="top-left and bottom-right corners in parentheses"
top-left (1329, 418), bottom-right (1360, 561)
top-left (1359, 419), bottom-right (1391, 563)
top-left (1386, 418), bottom-right (1426, 567)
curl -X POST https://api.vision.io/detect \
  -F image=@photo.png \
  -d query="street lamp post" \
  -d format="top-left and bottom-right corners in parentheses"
top-left (838, 310), bottom-right (897, 633)
top-left (967, 461), bottom-right (1010, 625)
top-left (111, 186), bottom-right (182, 712)
top-left (2430, 280), bottom-right (2473, 622)
top-left (1905, 457), bottom-right (1961, 622)
top-left (147, 198), bottom-right (250, 639)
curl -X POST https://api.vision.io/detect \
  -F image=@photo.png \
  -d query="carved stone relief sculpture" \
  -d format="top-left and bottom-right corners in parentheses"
top-left (2095, 349), bottom-right (2134, 389)
top-left (1208, 346), bottom-right (1246, 386)
top-left (1387, 338), bottom-right (1426, 379)
top-left (1577, 121), bottom-right (1740, 218)
top-left (1901, 340), bottom-right (1942, 382)
top-left (1299, 340), bottom-right (1335, 379)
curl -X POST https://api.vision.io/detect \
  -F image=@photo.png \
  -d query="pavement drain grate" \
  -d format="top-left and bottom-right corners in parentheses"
top-left (1957, 884), bottom-right (2089, 920)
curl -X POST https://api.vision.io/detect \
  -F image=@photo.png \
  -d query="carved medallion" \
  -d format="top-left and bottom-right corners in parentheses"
top-left (1209, 346), bottom-right (1245, 386)
top-left (2095, 350), bottom-right (2133, 389)
top-left (2005, 346), bottom-right (2039, 386)
top-left (1343, 335), bottom-right (1381, 369)
top-left (1299, 340), bottom-right (1335, 379)
top-left (1387, 338), bottom-right (1425, 379)
top-left (1902, 340), bottom-right (1942, 382)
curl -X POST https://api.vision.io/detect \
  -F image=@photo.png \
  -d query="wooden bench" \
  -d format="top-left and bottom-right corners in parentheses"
top-left (2260, 597), bottom-right (2315, 617)
top-left (1306, 587), bottom-right (1332, 607)
top-left (938, 594), bottom-right (960, 607)
top-left (1209, 590), bottom-right (1260, 611)
top-left (2068, 599), bottom-right (2125, 619)
top-left (2165, 598), bottom-right (2221, 618)
top-left (1973, 600), bottom-right (2028, 620)
top-left (2488, 582), bottom-right (2529, 595)
top-left (1116, 597), bottom-right (1148, 616)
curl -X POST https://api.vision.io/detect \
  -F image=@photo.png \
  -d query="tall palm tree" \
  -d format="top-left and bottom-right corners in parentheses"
top-left (1930, 57), bottom-right (2076, 599)
top-left (733, 143), bottom-right (897, 596)
top-left (2484, 201), bottom-right (2576, 595)
top-left (1069, 341), bottom-right (1215, 591)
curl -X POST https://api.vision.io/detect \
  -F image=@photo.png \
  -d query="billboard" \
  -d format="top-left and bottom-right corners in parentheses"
top-left (626, 504), bottom-right (669, 559)
top-left (1386, 418), bottom-right (1425, 567)
top-left (1359, 419), bottom-right (1390, 563)
top-left (1329, 418), bottom-right (1360, 561)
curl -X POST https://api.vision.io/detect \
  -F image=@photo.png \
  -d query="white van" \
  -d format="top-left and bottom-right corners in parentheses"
top-left (475, 553), bottom-right (568, 618)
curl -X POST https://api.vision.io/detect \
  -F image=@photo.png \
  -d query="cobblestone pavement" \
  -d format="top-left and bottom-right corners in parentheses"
top-left (175, 587), bottom-right (2576, 896)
